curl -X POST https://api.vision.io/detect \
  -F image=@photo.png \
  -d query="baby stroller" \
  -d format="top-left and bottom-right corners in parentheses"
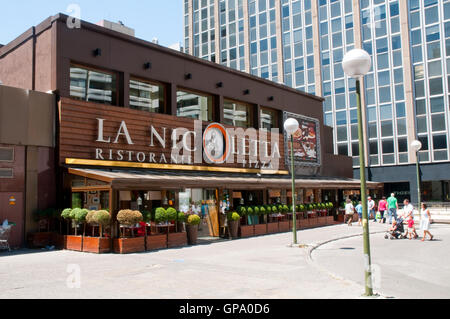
top-left (384, 217), bottom-right (406, 240)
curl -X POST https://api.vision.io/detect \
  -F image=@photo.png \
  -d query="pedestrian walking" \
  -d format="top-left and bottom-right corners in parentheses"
top-left (403, 199), bottom-right (418, 238)
top-left (345, 199), bottom-right (355, 226)
top-left (378, 196), bottom-right (388, 223)
top-left (355, 201), bottom-right (363, 226)
top-left (420, 203), bottom-right (434, 242)
top-left (387, 193), bottom-right (398, 224)
top-left (368, 196), bottom-right (375, 222)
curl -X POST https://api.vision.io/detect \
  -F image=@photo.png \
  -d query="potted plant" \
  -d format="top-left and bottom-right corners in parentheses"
top-left (266, 205), bottom-right (278, 233)
top-left (83, 210), bottom-right (111, 254)
top-left (167, 207), bottom-right (187, 248)
top-left (279, 204), bottom-right (290, 232)
top-left (114, 210), bottom-right (145, 254)
top-left (147, 207), bottom-right (168, 251)
top-left (240, 206), bottom-right (254, 238)
top-left (64, 208), bottom-right (87, 251)
top-left (186, 214), bottom-right (201, 245)
top-left (27, 208), bottom-right (59, 248)
top-left (326, 202), bottom-right (335, 224)
top-left (254, 206), bottom-right (267, 236)
top-left (227, 212), bottom-right (240, 239)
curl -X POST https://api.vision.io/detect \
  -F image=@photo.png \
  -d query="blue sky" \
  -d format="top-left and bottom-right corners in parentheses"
top-left (0, 0), bottom-right (184, 47)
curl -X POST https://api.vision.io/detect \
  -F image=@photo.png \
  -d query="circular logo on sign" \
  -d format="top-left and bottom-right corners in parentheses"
top-left (203, 123), bottom-right (230, 164)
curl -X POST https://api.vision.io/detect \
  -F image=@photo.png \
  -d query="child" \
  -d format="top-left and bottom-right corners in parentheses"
top-left (355, 201), bottom-right (363, 226)
top-left (407, 216), bottom-right (415, 240)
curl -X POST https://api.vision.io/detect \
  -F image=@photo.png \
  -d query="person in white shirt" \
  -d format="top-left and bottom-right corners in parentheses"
top-left (368, 196), bottom-right (375, 222)
top-left (345, 199), bottom-right (355, 226)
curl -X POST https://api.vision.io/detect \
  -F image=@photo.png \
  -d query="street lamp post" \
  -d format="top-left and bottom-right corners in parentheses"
top-left (343, 49), bottom-right (373, 296)
top-left (284, 118), bottom-right (300, 245)
top-left (411, 140), bottom-right (422, 210)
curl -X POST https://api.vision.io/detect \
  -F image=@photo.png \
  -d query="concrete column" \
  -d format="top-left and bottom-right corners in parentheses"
top-left (275, 0), bottom-right (284, 83)
top-left (243, 0), bottom-right (251, 73)
top-left (352, 0), bottom-right (369, 167)
top-left (214, 0), bottom-right (221, 63)
top-left (188, 0), bottom-right (194, 55)
top-left (311, 0), bottom-right (322, 97)
top-left (399, 0), bottom-right (417, 164)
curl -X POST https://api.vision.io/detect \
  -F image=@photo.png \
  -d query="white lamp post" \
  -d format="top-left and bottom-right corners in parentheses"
top-left (411, 140), bottom-right (422, 209)
top-left (284, 118), bottom-right (299, 245)
top-left (343, 49), bottom-right (373, 296)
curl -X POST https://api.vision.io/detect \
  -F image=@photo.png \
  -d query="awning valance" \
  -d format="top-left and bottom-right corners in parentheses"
top-left (68, 168), bottom-right (383, 191)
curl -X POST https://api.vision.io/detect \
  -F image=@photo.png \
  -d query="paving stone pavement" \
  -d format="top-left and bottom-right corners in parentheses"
top-left (0, 222), bottom-right (447, 299)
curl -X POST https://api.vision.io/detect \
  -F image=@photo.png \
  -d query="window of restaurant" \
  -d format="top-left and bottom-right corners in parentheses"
top-left (0, 147), bottom-right (14, 162)
top-left (176, 89), bottom-right (213, 121)
top-left (129, 78), bottom-right (165, 113)
top-left (260, 107), bottom-right (279, 130)
top-left (70, 64), bottom-right (117, 105)
top-left (223, 99), bottom-right (254, 128)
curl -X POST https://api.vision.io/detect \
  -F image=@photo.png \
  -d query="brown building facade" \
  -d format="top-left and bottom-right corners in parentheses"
top-left (0, 14), bottom-right (381, 245)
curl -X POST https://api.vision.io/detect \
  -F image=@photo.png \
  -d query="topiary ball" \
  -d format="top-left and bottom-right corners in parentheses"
top-left (187, 214), bottom-right (201, 226)
top-left (94, 210), bottom-right (111, 226)
top-left (166, 207), bottom-right (177, 222)
top-left (86, 211), bottom-right (97, 224)
top-left (61, 208), bottom-right (72, 220)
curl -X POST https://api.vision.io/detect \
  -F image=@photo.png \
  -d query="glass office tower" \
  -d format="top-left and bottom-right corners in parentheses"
top-left (184, 0), bottom-right (450, 204)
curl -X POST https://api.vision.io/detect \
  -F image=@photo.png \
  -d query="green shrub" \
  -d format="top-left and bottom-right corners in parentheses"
top-left (94, 210), bottom-right (111, 226)
top-left (247, 206), bottom-right (254, 216)
top-left (61, 208), bottom-right (72, 220)
top-left (117, 210), bottom-right (143, 226)
top-left (264, 205), bottom-right (272, 213)
top-left (74, 209), bottom-right (89, 223)
top-left (307, 204), bottom-right (314, 211)
top-left (166, 207), bottom-right (178, 222)
top-left (278, 204), bottom-right (284, 212)
top-left (259, 206), bottom-right (266, 215)
top-left (253, 206), bottom-right (260, 216)
top-left (141, 210), bottom-right (152, 222)
top-left (328, 202), bottom-right (334, 209)
top-left (187, 214), bottom-right (201, 226)
top-left (155, 207), bottom-right (167, 223)
top-left (230, 212), bottom-right (241, 221)
top-left (271, 205), bottom-right (278, 213)
top-left (70, 208), bottom-right (82, 220)
top-left (238, 206), bottom-right (247, 216)
top-left (177, 212), bottom-right (186, 222)
top-left (86, 210), bottom-right (97, 224)
top-left (282, 205), bottom-right (289, 213)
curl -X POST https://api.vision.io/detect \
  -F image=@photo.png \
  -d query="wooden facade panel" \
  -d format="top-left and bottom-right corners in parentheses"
top-left (59, 98), bottom-right (286, 170)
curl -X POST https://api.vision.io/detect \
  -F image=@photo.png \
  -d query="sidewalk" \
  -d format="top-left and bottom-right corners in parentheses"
top-left (0, 222), bottom-right (431, 299)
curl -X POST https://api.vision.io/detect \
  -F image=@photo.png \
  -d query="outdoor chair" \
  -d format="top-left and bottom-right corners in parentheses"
top-left (0, 227), bottom-right (12, 252)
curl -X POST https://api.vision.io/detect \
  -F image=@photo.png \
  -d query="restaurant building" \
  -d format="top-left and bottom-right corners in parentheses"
top-left (0, 14), bottom-right (382, 247)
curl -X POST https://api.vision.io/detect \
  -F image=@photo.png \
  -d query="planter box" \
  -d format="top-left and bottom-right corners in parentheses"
top-left (309, 218), bottom-right (318, 227)
top-left (279, 220), bottom-right (290, 232)
top-left (327, 216), bottom-right (334, 225)
top-left (240, 225), bottom-right (254, 238)
top-left (146, 234), bottom-right (167, 251)
top-left (267, 222), bottom-right (279, 233)
top-left (318, 217), bottom-right (327, 226)
top-left (168, 232), bottom-right (187, 248)
top-left (53, 234), bottom-right (66, 250)
top-left (66, 235), bottom-right (83, 251)
top-left (27, 232), bottom-right (54, 248)
top-left (82, 237), bottom-right (111, 254)
top-left (254, 224), bottom-right (267, 236)
top-left (113, 237), bottom-right (145, 254)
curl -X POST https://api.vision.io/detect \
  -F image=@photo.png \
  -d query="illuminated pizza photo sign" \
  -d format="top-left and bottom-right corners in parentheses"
top-left (283, 111), bottom-right (321, 167)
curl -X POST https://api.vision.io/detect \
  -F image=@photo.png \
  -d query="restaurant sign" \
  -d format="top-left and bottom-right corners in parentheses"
top-left (59, 99), bottom-right (287, 172)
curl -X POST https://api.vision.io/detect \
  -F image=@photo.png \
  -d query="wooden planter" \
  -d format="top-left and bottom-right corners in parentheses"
top-left (168, 232), bottom-right (187, 248)
top-left (240, 225), bottom-right (254, 238)
top-left (146, 234), bottom-right (167, 251)
top-left (254, 223), bottom-right (267, 236)
top-left (66, 235), bottom-right (83, 251)
top-left (53, 234), bottom-right (66, 250)
top-left (82, 237), bottom-right (111, 254)
top-left (279, 220), bottom-right (290, 232)
top-left (186, 225), bottom-right (199, 245)
top-left (267, 222), bottom-right (279, 233)
top-left (27, 232), bottom-right (54, 248)
top-left (113, 237), bottom-right (145, 254)
top-left (228, 220), bottom-right (239, 239)
top-left (327, 216), bottom-right (334, 225)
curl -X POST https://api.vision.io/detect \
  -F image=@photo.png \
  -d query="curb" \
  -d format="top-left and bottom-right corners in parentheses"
top-left (304, 227), bottom-right (391, 299)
